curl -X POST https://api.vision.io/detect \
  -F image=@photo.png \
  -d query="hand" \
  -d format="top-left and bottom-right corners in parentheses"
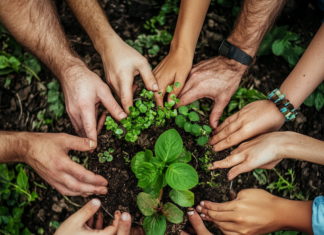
top-left (101, 36), bottom-right (159, 113)
top-left (209, 99), bottom-right (286, 151)
top-left (209, 132), bottom-right (289, 181)
top-left (195, 189), bottom-right (287, 235)
top-left (54, 199), bottom-right (132, 235)
top-left (176, 56), bottom-right (246, 129)
top-left (61, 64), bottom-right (127, 141)
top-left (180, 209), bottom-right (213, 235)
top-left (153, 48), bottom-right (193, 108)
top-left (24, 133), bottom-right (108, 197)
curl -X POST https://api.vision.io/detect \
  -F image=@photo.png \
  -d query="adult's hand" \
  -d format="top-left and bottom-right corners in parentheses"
top-left (61, 64), bottom-right (127, 141)
top-left (24, 133), bottom-right (108, 197)
top-left (195, 189), bottom-right (313, 235)
top-left (153, 47), bottom-right (193, 108)
top-left (176, 56), bottom-right (246, 129)
top-left (54, 199), bottom-right (132, 235)
top-left (180, 209), bottom-right (213, 235)
top-left (101, 36), bottom-right (159, 114)
top-left (209, 99), bottom-right (286, 151)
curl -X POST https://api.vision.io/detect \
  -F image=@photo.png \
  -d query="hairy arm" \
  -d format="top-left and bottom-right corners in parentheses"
top-left (0, 132), bottom-right (27, 164)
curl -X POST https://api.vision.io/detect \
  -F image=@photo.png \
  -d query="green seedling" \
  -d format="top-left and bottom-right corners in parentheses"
top-left (199, 151), bottom-right (213, 173)
top-left (132, 129), bottom-right (197, 235)
top-left (98, 148), bottom-right (114, 163)
top-left (49, 221), bottom-right (61, 230)
top-left (32, 109), bottom-right (53, 130)
top-left (253, 168), bottom-right (268, 185)
top-left (47, 80), bottom-right (65, 120)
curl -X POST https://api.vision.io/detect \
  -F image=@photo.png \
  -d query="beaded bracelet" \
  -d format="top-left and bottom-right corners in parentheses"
top-left (267, 88), bottom-right (297, 122)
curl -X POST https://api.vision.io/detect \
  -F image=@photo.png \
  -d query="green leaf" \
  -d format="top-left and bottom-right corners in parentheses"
top-left (170, 94), bottom-right (176, 100)
top-left (169, 189), bottom-right (194, 207)
top-left (137, 192), bottom-right (159, 216)
top-left (49, 221), bottom-right (61, 230)
top-left (165, 163), bottom-right (198, 190)
top-left (115, 129), bottom-right (123, 135)
top-left (184, 122), bottom-right (192, 132)
top-left (4, 76), bottom-right (11, 89)
top-left (0, 68), bottom-right (14, 75)
top-left (197, 136), bottom-right (208, 146)
top-left (315, 91), bottom-right (324, 111)
top-left (160, 30), bottom-right (173, 45)
top-left (178, 106), bottom-right (188, 115)
top-left (131, 151), bottom-right (152, 174)
top-left (0, 206), bottom-right (9, 215)
top-left (148, 45), bottom-right (160, 56)
top-left (191, 124), bottom-right (202, 134)
top-left (188, 112), bottom-right (199, 122)
top-left (136, 162), bottom-right (158, 188)
top-left (175, 115), bottom-right (186, 128)
top-left (166, 85), bottom-right (173, 93)
top-left (177, 147), bottom-right (191, 163)
top-left (304, 91), bottom-right (316, 107)
top-left (47, 80), bottom-right (60, 91)
top-left (272, 39), bottom-right (285, 56)
top-left (12, 207), bottom-right (24, 220)
top-left (257, 33), bottom-right (274, 56)
top-left (21, 228), bottom-right (32, 235)
top-left (143, 214), bottom-right (166, 235)
top-left (203, 125), bottom-right (212, 134)
top-left (0, 55), bottom-right (9, 69)
top-left (150, 158), bottom-right (165, 171)
top-left (139, 104), bottom-right (148, 113)
top-left (17, 168), bottom-right (28, 190)
top-left (155, 129), bottom-right (183, 163)
top-left (143, 174), bottom-right (163, 196)
top-left (162, 203), bottom-right (183, 223)
top-left (174, 82), bottom-right (181, 88)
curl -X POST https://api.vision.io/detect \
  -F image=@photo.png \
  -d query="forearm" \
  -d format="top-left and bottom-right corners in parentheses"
top-left (278, 198), bottom-right (313, 234)
top-left (0, 0), bottom-right (83, 80)
top-left (280, 24), bottom-right (324, 108)
top-left (229, 0), bottom-right (286, 56)
top-left (170, 0), bottom-right (210, 56)
top-left (0, 132), bottom-right (29, 163)
top-left (282, 132), bottom-right (324, 166)
top-left (65, 0), bottom-right (118, 55)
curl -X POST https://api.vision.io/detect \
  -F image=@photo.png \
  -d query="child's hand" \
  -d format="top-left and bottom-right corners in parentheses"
top-left (209, 132), bottom-right (289, 180)
top-left (209, 99), bottom-right (286, 151)
top-left (196, 189), bottom-right (286, 235)
top-left (153, 48), bottom-right (193, 108)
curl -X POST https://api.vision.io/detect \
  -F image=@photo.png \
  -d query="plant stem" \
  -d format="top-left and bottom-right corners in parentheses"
top-left (0, 229), bottom-right (11, 235)
top-left (22, 64), bottom-right (41, 81)
top-left (62, 195), bottom-right (81, 207)
top-left (0, 179), bottom-right (31, 199)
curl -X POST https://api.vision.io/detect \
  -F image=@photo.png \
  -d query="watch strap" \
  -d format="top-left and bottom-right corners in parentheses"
top-left (218, 40), bottom-right (253, 66)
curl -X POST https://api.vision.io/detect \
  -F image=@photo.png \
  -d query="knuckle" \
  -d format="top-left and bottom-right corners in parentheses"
top-left (66, 182), bottom-right (81, 192)
top-left (224, 126), bottom-right (231, 135)
top-left (225, 157), bottom-right (232, 167)
top-left (74, 172), bottom-right (86, 182)
top-left (225, 136), bottom-right (232, 144)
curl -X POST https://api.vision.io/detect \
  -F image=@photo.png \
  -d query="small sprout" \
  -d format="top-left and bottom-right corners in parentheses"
top-left (38, 228), bottom-right (44, 235)
top-left (98, 153), bottom-right (103, 158)
top-left (174, 82), bottom-right (181, 88)
top-left (158, 91), bottom-right (163, 97)
top-left (166, 85), bottom-right (173, 93)
top-left (99, 156), bottom-right (106, 163)
top-left (175, 98), bottom-right (180, 104)
top-left (106, 155), bottom-right (113, 162)
top-left (109, 148), bottom-right (114, 153)
top-left (170, 94), bottom-right (176, 100)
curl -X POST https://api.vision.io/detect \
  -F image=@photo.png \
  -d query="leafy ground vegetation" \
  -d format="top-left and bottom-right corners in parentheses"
top-left (0, 0), bottom-right (324, 234)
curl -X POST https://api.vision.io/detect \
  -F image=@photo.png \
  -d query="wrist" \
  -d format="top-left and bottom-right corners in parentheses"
top-left (59, 61), bottom-right (88, 89)
top-left (170, 40), bottom-right (195, 59)
top-left (227, 33), bottom-right (258, 58)
top-left (218, 55), bottom-right (247, 74)
top-left (94, 32), bottom-right (122, 56)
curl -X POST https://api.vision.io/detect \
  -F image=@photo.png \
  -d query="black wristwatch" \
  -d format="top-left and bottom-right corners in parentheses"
top-left (218, 40), bottom-right (253, 66)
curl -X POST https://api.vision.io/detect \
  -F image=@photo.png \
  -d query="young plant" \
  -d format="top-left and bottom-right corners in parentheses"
top-left (304, 82), bottom-right (324, 111)
top-left (199, 151), bottom-right (213, 173)
top-left (98, 148), bottom-right (114, 163)
top-left (32, 109), bottom-right (53, 130)
top-left (131, 129), bottom-right (198, 235)
top-left (253, 168), bottom-right (268, 185)
top-left (47, 80), bottom-right (65, 120)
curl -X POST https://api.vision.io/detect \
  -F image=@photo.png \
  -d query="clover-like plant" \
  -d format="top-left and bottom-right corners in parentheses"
top-left (131, 129), bottom-right (198, 235)
top-left (98, 148), bottom-right (114, 163)
top-left (175, 106), bottom-right (212, 145)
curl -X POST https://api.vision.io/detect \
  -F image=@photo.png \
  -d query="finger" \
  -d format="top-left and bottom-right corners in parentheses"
top-left (64, 158), bottom-right (108, 186)
top-left (167, 76), bottom-right (186, 104)
top-left (139, 62), bottom-right (159, 92)
top-left (87, 216), bottom-right (94, 228)
top-left (97, 111), bottom-right (107, 135)
top-left (50, 179), bottom-right (85, 196)
top-left (132, 84), bottom-right (138, 94)
top-left (210, 99), bottom-right (229, 129)
top-left (80, 104), bottom-right (98, 142)
top-left (154, 88), bottom-right (166, 109)
top-left (95, 209), bottom-right (103, 230)
top-left (119, 77), bottom-right (134, 114)
top-left (176, 87), bottom-right (203, 108)
top-left (99, 85), bottom-right (127, 121)
top-left (64, 134), bottom-right (97, 152)
top-left (187, 209), bottom-right (213, 235)
top-left (213, 112), bottom-right (239, 134)
top-left (117, 212), bottom-right (132, 235)
top-left (227, 162), bottom-right (251, 181)
top-left (197, 201), bottom-right (235, 212)
top-left (209, 153), bottom-right (245, 170)
top-left (199, 211), bottom-right (235, 222)
top-left (72, 199), bottom-right (101, 224)
top-left (102, 211), bottom-right (121, 234)
top-left (209, 120), bottom-right (241, 146)
top-left (69, 114), bottom-right (83, 137)
top-left (213, 129), bottom-right (245, 152)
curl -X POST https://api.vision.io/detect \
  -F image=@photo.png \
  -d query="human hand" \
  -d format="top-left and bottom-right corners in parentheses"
top-left (175, 56), bottom-right (246, 129)
top-left (61, 64), bottom-right (127, 142)
top-left (153, 48), bottom-right (193, 108)
top-left (24, 133), bottom-right (108, 197)
top-left (209, 99), bottom-right (286, 151)
top-left (180, 209), bottom-right (213, 235)
top-left (101, 36), bottom-right (158, 113)
top-left (195, 189), bottom-right (287, 235)
top-left (54, 199), bottom-right (132, 235)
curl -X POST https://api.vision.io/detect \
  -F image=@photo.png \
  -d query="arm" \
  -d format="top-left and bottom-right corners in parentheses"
top-left (65, 0), bottom-right (158, 113)
top-left (194, 189), bottom-right (313, 235)
top-left (0, 131), bottom-right (108, 196)
top-left (0, 0), bottom-right (126, 142)
top-left (210, 24), bottom-right (324, 151)
top-left (176, 0), bottom-right (286, 129)
top-left (153, 0), bottom-right (210, 107)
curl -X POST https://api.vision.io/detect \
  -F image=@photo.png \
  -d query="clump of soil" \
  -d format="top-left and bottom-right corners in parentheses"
top-left (89, 113), bottom-right (231, 234)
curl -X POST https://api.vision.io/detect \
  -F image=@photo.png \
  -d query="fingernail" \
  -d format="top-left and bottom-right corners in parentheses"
top-left (153, 84), bottom-right (159, 91)
top-left (200, 214), bottom-right (206, 218)
top-left (121, 213), bottom-right (131, 221)
top-left (119, 112), bottom-right (127, 119)
top-left (187, 211), bottom-right (194, 216)
top-left (100, 188), bottom-right (108, 194)
top-left (196, 205), bottom-right (202, 212)
top-left (90, 140), bottom-right (96, 149)
top-left (101, 181), bottom-right (108, 186)
top-left (115, 211), bottom-right (120, 216)
top-left (91, 199), bottom-right (101, 206)
top-left (200, 201), bottom-right (205, 206)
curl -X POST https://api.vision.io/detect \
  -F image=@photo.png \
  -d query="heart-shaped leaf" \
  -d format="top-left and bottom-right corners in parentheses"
top-left (188, 112), bottom-right (199, 122)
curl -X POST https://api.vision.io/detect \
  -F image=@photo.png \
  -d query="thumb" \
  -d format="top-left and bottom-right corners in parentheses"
top-left (65, 135), bottom-right (97, 152)
top-left (117, 212), bottom-right (132, 235)
top-left (99, 85), bottom-right (128, 121)
top-left (210, 99), bottom-right (228, 129)
top-left (72, 199), bottom-right (101, 225)
top-left (187, 209), bottom-right (213, 235)
top-left (138, 62), bottom-right (159, 92)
